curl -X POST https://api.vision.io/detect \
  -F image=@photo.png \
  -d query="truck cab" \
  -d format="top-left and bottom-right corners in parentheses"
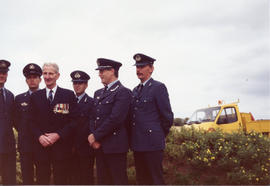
top-left (185, 102), bottom-right (270, 136)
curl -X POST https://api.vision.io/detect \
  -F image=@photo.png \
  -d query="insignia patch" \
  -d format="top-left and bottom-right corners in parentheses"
top-left (21, 102), bottom-right (28, 106)
top-left (135, 55), bottom-right (141, 62)
top-left (74, 72), bottom-right (81, 79)
top-left (53, 103), bottom-right (69, 114)
top-left (29, 64), bottom-right (35, 69)
top-left (0, 62), bottom-right (6, 68)
top-left (110, 85), bottom-right (119, 91)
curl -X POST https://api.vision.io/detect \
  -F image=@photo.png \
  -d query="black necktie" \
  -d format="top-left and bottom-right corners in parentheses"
top-left (48, 90), bottom-right (53, 103)
top-left (137, 84), bottom-right (143, 94)
top-left (0, 88), bottom-right (4, 112)
top-left (103, 85), bottom-right (108, 94)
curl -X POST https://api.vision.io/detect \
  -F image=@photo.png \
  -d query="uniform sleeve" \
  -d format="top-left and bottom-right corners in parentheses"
top-left (93, 88), bottom-right (132, 141)
top-left (154, 83), bottom-right (174, 136)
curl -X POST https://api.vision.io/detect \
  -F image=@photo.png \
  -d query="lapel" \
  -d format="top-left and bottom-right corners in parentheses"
top-left (39, 89), bottom-right (50, 108)
top-left (135, 78), bottom-right (153, 99)
top-left (51, 87), bottom-right (62, 106)
top-left (99, 81), bottom-right (121, 101)
top-left (79, 94), bottom-right (88, 104)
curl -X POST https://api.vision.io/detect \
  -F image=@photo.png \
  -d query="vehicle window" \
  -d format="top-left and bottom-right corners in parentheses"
top-left (217, 107), bottom-right (238, 124)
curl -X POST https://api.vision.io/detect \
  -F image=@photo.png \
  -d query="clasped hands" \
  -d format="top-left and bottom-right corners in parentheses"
top-left (88, 134), bottom-right (101, 149)
top-left (39, 133), bottom-right (60, 147)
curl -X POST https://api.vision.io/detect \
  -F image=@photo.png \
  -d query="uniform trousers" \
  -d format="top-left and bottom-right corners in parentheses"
top-left (70, 153), bottom-right (95, 185)
top-left (0, 153), bottom-right (16, 184)
top-left (20, 151), bottom-right (35, 184)
top-left (96, 148), bottom-right (128, 185)
top-left (35, 158), bottom-right (70, 185)
top-left (134, 150), bottom-right (164, 185)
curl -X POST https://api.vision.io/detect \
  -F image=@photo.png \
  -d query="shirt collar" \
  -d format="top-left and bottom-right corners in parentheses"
top-left (46, 85), bottom-right (58, 98)
top-left (141, 77), bottom-right (151, 86)
top-left (107, 79), bottom-right (119, 90)
top-left (76, 92), bottom-right (86, 103)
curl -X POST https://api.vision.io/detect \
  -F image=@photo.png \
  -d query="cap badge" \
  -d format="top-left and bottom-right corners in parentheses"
top-left (29, 64), bottom-right (35, 69)
top-left (0, 62), bottom-right (6, 68)
top-left (74, 72), bottom-right (81, 79)
top-left (135, 55), bottom-right (141, 62)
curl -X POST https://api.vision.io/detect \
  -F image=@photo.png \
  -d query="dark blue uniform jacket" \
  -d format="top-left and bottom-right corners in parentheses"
top-left (129, 78), bottom-right (174, 152)
top-left (0, 88), bottom-right (16, 153)
top-left (90, 81), bottom-right (132, 154)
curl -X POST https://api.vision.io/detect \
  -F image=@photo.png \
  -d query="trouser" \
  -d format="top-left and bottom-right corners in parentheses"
top-left (0, 152), bottom-right (16, 185)
top-left (96, 149), bottom-right (128, 185)
top-left (35, 159), bottom-right (70, 185)
top-left (134, 150), bottom-right (164, 185)
top-left (70, 153), bottom-right (95, 184)
top-left (20, 151), bottom-right (35, 184)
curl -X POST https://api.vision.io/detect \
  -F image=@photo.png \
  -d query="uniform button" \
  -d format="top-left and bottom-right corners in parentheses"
top-left (99, 102), bottom-right (101, 105)
top-left (149, 130), bottom-right (152, 133)
top-left (113, 132), bottom-right (117, 135)
top-left (136, 100), bottom-right (139, 102)
top-left (133, 123), bottom-right (135, 126)
top-left (97, 109), bottom-right (99, 112)
top-left (106, 101), bottom-right (109, 103)
top-left (134, 107), bottom-right (138, 110)
top-left (96, 117), bottom-right (100, 120)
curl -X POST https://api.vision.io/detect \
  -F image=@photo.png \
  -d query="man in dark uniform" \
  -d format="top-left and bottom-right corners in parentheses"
top-left (14, 63), bottom-right (42, 184)
top-left (0, 59), bottom-right (16, 184)
top-left (70, 70), bottom-right (95, 184)
top-left (88, 58), bottom-right (132, 185)
top-left (28, 63), bottom-right (78, 184)
top-left (129, 53), bottom-right (174, 185)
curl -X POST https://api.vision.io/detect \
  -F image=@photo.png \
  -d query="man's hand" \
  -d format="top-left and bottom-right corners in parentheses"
top-left (92, 141), bottom-right (101, 149)
top-left (39, 135), bottom-right (52, 147)
top-left (88, 134), bottom-right (95, 146)
top-left (45, 133), bottom-right (60, 145)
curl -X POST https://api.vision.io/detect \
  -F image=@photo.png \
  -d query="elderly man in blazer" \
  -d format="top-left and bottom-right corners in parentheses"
top-left (88, 58), bottom-right (132, 185)
top-left (129, 53), bottom-right (174, 185)
top-left (0, 60), bottom-right (16, 185)
top-left (29, 63), bottom-right (78, 184)
top-left (14, 63), bottom-right (42, 184)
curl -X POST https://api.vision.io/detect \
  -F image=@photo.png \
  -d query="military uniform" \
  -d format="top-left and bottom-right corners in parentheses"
top-left (70, 70), bottom-right (95, 184)
top-left (129, 53), bottom-right (174, 184)
top-left (90, 58), bottom-right (132, 185)
top-left (0, 60), bottom-right (16, 184)
top-left (14, 63), bottom-right (42, 184)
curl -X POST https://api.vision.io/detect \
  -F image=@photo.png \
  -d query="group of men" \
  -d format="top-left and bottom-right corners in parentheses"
top-left (0, 53), bottom-right (174, 185)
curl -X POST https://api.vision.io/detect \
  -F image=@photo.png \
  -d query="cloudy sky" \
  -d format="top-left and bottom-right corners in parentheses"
top-left (1, 0), bottom-right (269, 119)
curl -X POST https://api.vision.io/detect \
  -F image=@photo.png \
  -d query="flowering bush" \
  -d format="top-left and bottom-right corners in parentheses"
top-left (163, 127), bottom-right (270, 184)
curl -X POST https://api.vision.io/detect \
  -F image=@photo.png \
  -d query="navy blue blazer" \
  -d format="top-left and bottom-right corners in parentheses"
top-left (29, 86), bottom-right (78, 161)
top-left (0, 88), bottom-right (16, 153)
top-left (129, 78), bottom-right (174, 152)
top-left (91, 81), bottom-right (132, 154)
top-left (74, 93), bottom-right (94, 156)
top-left (14, 91), bottom-right (34, 153)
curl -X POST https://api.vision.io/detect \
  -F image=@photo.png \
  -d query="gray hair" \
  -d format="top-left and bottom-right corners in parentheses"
top-left (42, 63), bottom-right (59, 73)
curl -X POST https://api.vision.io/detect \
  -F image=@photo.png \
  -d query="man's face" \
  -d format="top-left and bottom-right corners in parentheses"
top-left (0, 72), bottom-right (8, 87)
top-left (42, 65), bottom-right (59, 89)
top-left (136, 65), bottom-right (154, 83)
top-left (98, 68), bottom-right (114, 85)
top-left (26, 75), bottom-right (41, 91)
top-left (73, 82), bottom-right (88, 96)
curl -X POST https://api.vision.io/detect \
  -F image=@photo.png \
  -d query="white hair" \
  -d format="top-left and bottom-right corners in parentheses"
top-left (42, 63), bottom-right (59, 73)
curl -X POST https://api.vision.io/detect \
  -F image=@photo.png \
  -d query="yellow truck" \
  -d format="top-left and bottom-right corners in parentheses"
top-left (184, 101), bottom-right (270, 137)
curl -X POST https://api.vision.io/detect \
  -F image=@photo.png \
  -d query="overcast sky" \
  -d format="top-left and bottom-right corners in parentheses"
top-left (1, 0), bottom-right (269, 119)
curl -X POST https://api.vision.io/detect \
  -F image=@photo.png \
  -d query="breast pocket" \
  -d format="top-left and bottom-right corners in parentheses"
top-left (140, 97), bottom-right (155, 111)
